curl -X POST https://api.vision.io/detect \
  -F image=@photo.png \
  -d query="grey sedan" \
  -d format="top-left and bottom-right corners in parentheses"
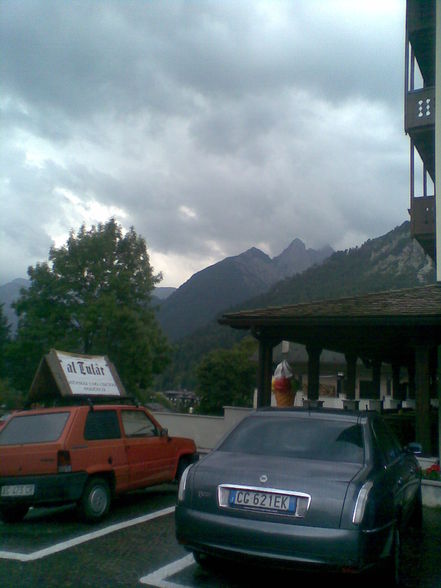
top-left (175, 407), bottom-right (422, 584)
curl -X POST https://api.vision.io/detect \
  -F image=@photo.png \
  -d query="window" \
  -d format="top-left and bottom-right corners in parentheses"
top-left (122, 410), bottom-right (157, 437)
top-left (219, 416), bottom-right (364, 464)
top-left (0, 412), bottom-right (70, 445)
top-left (371, 418), bottom-right (402, 464)
top-left (84, 410), bottom-right (121, 440)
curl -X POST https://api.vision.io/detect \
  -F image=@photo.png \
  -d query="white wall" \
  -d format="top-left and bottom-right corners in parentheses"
top-left (152, 406), bottom-right (252, 452)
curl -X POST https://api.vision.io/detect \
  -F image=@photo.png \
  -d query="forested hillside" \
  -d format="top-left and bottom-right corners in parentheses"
top-left (242, 221), bottom-right (434, 309)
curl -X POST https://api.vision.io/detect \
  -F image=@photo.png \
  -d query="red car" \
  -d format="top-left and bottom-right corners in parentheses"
top-left (0, 401), bottom-right (198, 523)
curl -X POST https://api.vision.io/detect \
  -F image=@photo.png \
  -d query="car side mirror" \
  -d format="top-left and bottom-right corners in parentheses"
top-left (160, 428), bottom-right (169, 438)
top-left (406, 442), bottom-right (422, 456)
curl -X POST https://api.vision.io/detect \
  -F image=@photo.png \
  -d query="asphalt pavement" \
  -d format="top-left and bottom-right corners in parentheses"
top-left (0, 486), bottom-right (439, 587)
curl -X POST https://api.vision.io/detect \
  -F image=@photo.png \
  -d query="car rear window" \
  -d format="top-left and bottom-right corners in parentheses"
top-left (219, 416), bottom-right (364, 464)
top-left (0, 412), bottom-right (70, 445)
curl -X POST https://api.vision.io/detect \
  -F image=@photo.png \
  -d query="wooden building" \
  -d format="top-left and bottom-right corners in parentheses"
top-left (220, 284), bottom-right (441, 455)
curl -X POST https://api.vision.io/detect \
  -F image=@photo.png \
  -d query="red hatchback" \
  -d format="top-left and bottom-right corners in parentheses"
top-left (0, 401), bottom-right (197, 523)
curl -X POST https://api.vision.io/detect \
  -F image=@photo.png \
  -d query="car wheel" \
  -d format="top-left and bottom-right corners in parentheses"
top-left (410, 487), bottom-right (423, 530)
top-left (193, 551), bottom-right (220, 570)
top-left (176, 457), bottom-right (191, 483)
top-left (0, 505), bottom-right (29, 523)
top-left (385, 526), bottom-right (402, 586)
top-left (78, 477), bottom-right (110, 523)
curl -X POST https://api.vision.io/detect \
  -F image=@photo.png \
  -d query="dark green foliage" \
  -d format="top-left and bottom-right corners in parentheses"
top-left (7, 219), bottom-right (170, 398)
top-left (196, 337), bottom-right (257, 415)
top-left (0, 304), bottom-right (11, 378)
top-left (155, 322), bottom-right (242, 391)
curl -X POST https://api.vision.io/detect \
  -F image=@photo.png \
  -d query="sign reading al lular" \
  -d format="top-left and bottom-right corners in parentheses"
top-left (28, 349), bottom-right (127, 403)
top-left (56, 351), bottom-right (121, 396)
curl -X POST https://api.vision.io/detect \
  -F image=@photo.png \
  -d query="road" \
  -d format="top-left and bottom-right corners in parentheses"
top-left (0, 484), bottom-right (440, 587)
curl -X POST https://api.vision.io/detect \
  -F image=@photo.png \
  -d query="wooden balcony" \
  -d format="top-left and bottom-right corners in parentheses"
top-left (406, 0), bottom-right (436, 85)
top-left (409, 195), bottom-right (435, 259)
top-left (405, 87), bottom-right (435, 180)
top-left (406, 87), bottom-right (435, 131)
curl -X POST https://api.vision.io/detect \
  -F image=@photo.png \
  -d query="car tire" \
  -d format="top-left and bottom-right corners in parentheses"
top-left (0, 505), bottom-right (29, 523)
top-left (193, 551), bottom-right (220, 570)
top-left (78, 477), bottom-right (111, 523)
top-left (410, 487), bottom-right (423, 530)
top-left (384, 526), bottom-right (402, 586)
top-left (176, 457), bottom-right (191, 483)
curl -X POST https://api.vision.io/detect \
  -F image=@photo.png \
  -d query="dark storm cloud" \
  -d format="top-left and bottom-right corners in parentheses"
top-left (1, 0), bottom-right (409, 286)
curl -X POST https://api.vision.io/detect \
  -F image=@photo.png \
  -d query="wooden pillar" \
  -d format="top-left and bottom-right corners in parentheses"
top-left (306, 345), bottom-right (322, 401)
top-left (392, 363), bottom-right (403, 400)
top-left (408, 361), bottom-right (416, 399)
top-left (256, 338), bottom-right (274, 408)
top-left (429, 347), bottom-right (438, 399)
top-left (372, 360), bottom-right (382, 398)
top-left (414, 344), bottom-right (432, 454)
top-left (344, 352), bottom-right (357, 399)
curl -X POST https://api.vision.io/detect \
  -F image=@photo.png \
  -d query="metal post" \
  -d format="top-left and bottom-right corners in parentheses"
top-left (434, 2), bottom-right (441, 280)
top-left (435, 0), bottom-right (441, 459)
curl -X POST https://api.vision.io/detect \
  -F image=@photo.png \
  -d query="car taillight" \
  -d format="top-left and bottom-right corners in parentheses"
top-left (57, 450), bottom-right (72, 473)
top-left (178, 465), bottom-right (192, 502)
top-left (352, 480), bottom-right (373, 524)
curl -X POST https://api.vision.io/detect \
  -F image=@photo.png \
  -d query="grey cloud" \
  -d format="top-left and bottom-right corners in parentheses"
top-left (1, 0), bottom-right (410, 287)
top-left (2, 1), bottom-right (404, 121)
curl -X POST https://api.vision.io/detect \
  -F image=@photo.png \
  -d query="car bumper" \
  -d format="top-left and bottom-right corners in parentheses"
top-left (175, 505), bottom-right (393, 573)
top-left (0, 473), bottom-right (88, 507)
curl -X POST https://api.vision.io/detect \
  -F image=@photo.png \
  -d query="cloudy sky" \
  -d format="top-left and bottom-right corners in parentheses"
top-left (1, 0), bottom-right (412, 288)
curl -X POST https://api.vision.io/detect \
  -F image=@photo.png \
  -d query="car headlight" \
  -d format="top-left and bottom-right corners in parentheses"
top-left (352, 480), bottom-right (373, 524)
top-left (177, 465), bottom-right (192, 503)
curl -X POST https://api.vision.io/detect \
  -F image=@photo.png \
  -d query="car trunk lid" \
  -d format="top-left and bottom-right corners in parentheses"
top-left (0, 410), bottom-right (73, 477)
top-left (193, 451), bottom-right (362, 528)
top-left (0, 443), bottom-right (66, 476)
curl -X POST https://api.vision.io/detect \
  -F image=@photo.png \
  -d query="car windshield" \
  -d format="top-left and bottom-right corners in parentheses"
top-left (0, 412), bottom-right (70, 445)
top-left (219, 415), bottom-right (364, 464)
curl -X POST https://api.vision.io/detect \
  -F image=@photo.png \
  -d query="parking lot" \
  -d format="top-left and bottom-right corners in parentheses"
top-left (0, 484), bottom-right (440, 587)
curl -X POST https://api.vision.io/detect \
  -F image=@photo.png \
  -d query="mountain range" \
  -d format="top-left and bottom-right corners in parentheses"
top-left (1, 221), bottom-right (435, 382)
top-left (156, 239), bottom-right (333, 341)
top-left (157, 221), bottom-right (435, 390)
top-left (0, 238), bottom-right (332, 337)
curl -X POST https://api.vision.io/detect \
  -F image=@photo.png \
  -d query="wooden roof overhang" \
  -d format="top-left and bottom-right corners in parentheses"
top-left (219, 284), bottom-right (441, 367)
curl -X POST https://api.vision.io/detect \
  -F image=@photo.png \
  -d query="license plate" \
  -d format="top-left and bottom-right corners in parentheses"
top-left (1, 484), bottom-right (35, 497)
top-left (229, 489), bottom-right (296, 513)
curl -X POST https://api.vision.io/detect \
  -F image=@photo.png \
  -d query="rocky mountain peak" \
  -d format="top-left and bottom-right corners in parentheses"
top-left (273, 239), bottom-right (333, 278)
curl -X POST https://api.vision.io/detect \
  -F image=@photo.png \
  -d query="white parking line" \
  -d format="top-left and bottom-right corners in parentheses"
top-left (0, 506), bottom-right (175, 562)
top-left (139, 554), bottom-right (195, 588)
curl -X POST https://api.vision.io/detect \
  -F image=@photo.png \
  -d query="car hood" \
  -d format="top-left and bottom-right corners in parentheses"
top-left (191, 450), bottom-right (363, 528)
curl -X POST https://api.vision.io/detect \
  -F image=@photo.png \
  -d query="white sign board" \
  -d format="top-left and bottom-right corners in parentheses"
top-left (56, 351), bottom-right (121, 396)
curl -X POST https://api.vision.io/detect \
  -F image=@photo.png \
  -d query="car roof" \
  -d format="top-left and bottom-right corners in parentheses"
top-left (9, 402), bottom-right (147, 417)
top-left (253, 407), bottom-right (372, 423)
